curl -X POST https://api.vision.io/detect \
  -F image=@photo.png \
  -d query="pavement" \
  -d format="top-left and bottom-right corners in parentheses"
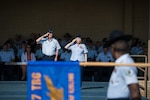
top-left (0, 81), bottom-right (148, 100)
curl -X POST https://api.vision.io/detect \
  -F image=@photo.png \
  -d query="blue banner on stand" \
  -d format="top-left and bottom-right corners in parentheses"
top-left (27, 61), bottom-right (80, 100)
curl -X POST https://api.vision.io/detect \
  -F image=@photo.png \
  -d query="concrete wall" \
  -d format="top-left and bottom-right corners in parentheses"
top-left (0, 0), bottom-right (148, 45)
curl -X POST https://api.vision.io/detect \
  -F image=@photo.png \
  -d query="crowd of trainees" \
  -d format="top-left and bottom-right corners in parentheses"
top-left (0, 30), bottom-right (143, 100)
top-left (0, 32), bottom-right (147, 81)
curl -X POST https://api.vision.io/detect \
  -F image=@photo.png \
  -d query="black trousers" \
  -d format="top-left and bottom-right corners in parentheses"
top-left (80, 66), bottom-right (83, 87)
top-left (42, 55), bottom-right (55, 61)
top-left (0, 63), bottom-right (14, 81)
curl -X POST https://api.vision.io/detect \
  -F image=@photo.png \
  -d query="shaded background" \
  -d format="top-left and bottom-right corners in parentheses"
top-left (0, 0), bottom-right (148, 45)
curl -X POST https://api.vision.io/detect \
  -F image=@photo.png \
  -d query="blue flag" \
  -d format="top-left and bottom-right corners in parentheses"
top-left (27, 61), bottom-right (80, 100)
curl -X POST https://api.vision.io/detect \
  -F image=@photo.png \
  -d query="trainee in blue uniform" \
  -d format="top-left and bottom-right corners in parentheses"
top-left (0, 43), bottom-right (15, 81)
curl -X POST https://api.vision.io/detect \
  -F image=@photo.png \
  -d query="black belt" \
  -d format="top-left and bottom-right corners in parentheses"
top-left (43, 54), bottom-right (55, 57)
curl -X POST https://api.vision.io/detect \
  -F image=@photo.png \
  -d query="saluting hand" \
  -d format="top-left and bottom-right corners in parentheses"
top-left (43, 32), bottom-right (49, 37)
top-left (64, 38), bottom-right (77, 49)
top-left (72, 38), bottom-right (77, 43)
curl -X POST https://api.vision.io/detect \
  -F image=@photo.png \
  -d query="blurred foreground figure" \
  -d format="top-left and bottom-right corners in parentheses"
top-left (106, 30), bottom-right (141, 100)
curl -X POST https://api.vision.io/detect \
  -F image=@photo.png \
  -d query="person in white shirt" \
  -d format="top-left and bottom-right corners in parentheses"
top-left (106, 30), bottom-right (141, 100)
top-left (64, 35), bottom-right (88, 62)
top-left (65, 35), bottom-right (88, 87)
top-left (36, 29), bottom-right (61, 61)
top-left (21, 45), bottom-right (36, 80)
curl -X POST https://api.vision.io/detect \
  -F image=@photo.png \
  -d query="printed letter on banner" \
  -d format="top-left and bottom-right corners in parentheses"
top-left (27, 61), bottom-right (80, 100)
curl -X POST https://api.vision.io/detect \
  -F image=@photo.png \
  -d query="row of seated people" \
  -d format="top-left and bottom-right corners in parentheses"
top-left (3, 32), bottom-right (147, 60)
top-left (0, 43), bottom-right (35, 81)
top-left (0, 33), bottom-right (146, 81)
top-left (0, 43), bottom-right (145, 82)
top-left (1, 33), bottom-right (146, 62)
top-left (0, 41), bottom-right (114, 81)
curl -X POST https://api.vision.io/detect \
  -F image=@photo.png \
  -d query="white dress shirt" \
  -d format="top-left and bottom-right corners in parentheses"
top-left (21, 52), bottom-right (36, 62)
top-left (40, 38), bottom-right (61, 56)
top-left (107, 53), bottom-right (138, 99)
top-left (68, 44), bottom-right (88, 62)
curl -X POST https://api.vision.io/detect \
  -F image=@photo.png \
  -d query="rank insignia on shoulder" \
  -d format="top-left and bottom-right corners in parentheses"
top-left (124, 70), bottom-right (133, 77)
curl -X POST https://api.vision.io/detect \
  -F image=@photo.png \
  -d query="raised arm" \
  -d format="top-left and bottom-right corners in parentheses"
top-left (36, 32), bottom-right (49, 43)
top-left (64, 38), bottom-right (77, 49)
